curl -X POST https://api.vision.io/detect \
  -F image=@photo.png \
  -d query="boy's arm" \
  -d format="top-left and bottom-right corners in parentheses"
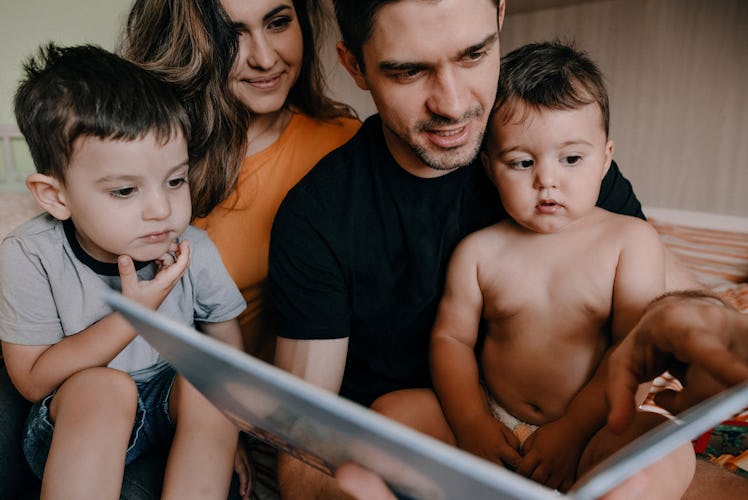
top-left (3, 242), bottom-right (190, 402)
top-left (199, 319), bottom-right (243, 351)
top-left (517, 220), bottom-right (667, 490)
top-left (431, 238), bottom-right (521, 467)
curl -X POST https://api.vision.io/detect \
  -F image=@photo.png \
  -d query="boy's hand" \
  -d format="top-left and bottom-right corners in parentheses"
top-left (233, 436), bottom-right (252, 500)
top-left (516, 418), bottom-right (583, 492)
top-left (118, 239), bottom-right (190, 310)
top-left (456, 413), bottom-right (522, 469)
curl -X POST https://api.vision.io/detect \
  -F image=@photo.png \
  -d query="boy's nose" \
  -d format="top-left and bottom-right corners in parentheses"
top-left (143, 191), bottom-right (171, 220)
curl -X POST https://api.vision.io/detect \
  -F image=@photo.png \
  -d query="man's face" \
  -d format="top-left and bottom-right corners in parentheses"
top-left (341, 0), bottom-right (503, 177)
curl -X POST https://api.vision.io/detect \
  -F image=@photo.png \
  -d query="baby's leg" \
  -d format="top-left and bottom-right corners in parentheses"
top-left (577, 411), bottom-right (695, 500)
top-left (43, 367), bottom-right (138, 500)
top-left (162, 375), bottom-right (237, 500)
top-left (370, 388), bottom-right (456, 444)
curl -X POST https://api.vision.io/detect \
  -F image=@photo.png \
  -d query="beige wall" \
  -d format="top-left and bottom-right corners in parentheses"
top-left (3, 0), bottom-right (746, 217)
top-left (500, 0), bottom-right (748, 217)
top-left (327, 0), bottom-right (748, 218)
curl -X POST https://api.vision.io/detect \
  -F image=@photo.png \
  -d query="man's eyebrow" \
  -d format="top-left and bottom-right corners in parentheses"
top-left (378, 32), bottom-right (499, 73)
top-left (458, 32), bottom-right (499, 59)
top-left (378, 60), bottom-right (430, 73)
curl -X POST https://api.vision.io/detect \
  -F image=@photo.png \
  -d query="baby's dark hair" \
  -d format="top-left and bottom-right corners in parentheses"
top-left (495, 40), bottom-right (609, 136)
top-left (14, 43), bottom-right (191, 181)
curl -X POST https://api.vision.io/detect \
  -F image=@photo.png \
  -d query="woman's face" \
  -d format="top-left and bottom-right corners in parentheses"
top-left (221, 0), bottom-right (304, 116)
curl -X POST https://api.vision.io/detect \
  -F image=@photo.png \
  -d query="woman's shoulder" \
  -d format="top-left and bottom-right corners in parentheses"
top-left (290, 113), bottom-right (361, 144)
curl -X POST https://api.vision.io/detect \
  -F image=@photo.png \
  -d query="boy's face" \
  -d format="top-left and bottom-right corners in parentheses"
top-left (340, 0), bottom-right (503, 177)
top-left (481, 102), bottom-right (613, 234)
top-left (58, 131), bottom-right (191, 263)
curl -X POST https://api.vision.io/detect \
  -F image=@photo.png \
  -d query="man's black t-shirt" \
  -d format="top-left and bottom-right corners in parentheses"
top-left (269, 114), bottom-right (644, 407)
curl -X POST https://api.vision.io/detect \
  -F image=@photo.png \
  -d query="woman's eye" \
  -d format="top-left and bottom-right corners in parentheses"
top-left (267, 16), bottom-right (292, 32)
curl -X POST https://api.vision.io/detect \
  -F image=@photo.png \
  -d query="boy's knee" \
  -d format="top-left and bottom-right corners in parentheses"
top-left (51, 367), bottom-right (137, 422)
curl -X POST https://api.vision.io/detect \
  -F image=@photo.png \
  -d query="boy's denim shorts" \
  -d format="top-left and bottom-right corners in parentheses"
top-left (22, 366), bottom-right (177, 479)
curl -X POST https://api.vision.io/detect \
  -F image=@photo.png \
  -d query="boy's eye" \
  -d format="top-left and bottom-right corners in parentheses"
top-left (167, 177), bottom-right (188, 188)
top-left (562, 155), bottom-right (582, 166)
top-left (111, 187), bottom-right (136, 198)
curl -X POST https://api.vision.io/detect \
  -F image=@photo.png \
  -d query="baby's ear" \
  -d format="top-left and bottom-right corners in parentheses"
top-left (25, 173), bottom-right (71, 221)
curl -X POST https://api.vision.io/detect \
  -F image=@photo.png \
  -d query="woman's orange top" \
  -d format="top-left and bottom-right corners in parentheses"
top-left (193, 112), bottom-right (360, 361)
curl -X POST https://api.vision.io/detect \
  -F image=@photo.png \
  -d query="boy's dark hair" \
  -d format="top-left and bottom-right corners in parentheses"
top-left (495, 40), bottom-right (610, 136)
top-left (14, 43), bottom-right (191, 181)
top-left (332, 0), bottom-right (501, 72)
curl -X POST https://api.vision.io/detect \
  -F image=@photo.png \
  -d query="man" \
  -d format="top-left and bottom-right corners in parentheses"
top-left (269, 0), bottom-right (698, 497)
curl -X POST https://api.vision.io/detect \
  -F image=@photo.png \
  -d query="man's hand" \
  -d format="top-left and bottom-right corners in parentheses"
top-left (606, 292), bottom-right (748, 433)
top-left (118, 239), bottom-right (190, 310)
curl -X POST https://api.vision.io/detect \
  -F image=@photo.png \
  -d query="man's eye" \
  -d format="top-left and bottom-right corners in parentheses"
top-left (392, 68), bottom-right (422, 82)
top-left (465, 50), bottom-right (486, 63)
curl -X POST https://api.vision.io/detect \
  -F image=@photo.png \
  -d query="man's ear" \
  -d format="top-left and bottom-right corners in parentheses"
top-left (336, 41), bottom-right (369, 91)
top-left (25, 173), bottom-right (71, 221)
top-left (498, 0), bottom-right (506, 32)
top-left (480, 149), bottom-right (497, 184)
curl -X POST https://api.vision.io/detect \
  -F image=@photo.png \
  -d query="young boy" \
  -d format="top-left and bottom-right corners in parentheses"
top-left (0, 44), bottom-right (246, 499)
top-left (430, 41), bottom-right (694, 495)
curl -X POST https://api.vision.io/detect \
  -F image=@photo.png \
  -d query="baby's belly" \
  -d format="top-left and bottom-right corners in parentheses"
top-left (481, 340), bottom-right (601, 426)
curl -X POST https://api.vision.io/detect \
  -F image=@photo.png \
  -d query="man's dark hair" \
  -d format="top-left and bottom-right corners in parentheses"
top-left (332, 0), bottom-right (501, 72)
top-left (14, 43), bottom-right (191, 181)
top-left (495, 40), bottom-right (610, 136)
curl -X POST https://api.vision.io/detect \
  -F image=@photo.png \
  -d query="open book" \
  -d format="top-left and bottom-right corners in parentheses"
top-left (106, 291), bottom-right (748, 500)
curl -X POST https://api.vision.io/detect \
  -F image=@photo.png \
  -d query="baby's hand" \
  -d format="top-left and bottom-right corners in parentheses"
top-left (516, 418), bottom-right (583, 492)
top-left (118, 239), bottom-right (190, 310)
top-left (456, 413), bottom-right (522, 469)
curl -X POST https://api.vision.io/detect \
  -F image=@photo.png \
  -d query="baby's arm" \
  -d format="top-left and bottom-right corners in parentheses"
top-left (518, 220), bottom-right (667, 490)
top-left (431, 237), bottom-right (522, 468)
top-left (3, 240), bottom-right (190, 402)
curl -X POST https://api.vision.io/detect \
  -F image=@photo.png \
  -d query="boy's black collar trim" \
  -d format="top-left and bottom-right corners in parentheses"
top-left (62, 219), bottom-right (151, 276)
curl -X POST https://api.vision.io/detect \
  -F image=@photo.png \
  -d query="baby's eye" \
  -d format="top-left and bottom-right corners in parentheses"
top-left (562, 155), bottom-right (582, 166)
top-left (110, 187), bottom-right (136, 198)
top-left (167, 177), bottom-right (188, 189)
top-left (508, 159), bottom-right (534, 170)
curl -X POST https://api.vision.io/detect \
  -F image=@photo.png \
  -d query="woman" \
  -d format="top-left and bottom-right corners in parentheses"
top-left (122, 1), bottom-right (358, 497)
top-left (122, 0), bottom-right (359, 364)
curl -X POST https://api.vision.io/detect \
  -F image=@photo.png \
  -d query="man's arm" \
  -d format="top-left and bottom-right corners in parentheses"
top-left (274, 336), bottom-right (353, 499)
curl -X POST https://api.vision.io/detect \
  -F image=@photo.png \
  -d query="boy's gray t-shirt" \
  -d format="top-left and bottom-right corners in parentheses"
top-left (0, 213), bottom-right (246, 382)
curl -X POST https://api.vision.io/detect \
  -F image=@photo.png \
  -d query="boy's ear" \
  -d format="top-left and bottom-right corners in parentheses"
top-left (25, 173), bottom-right (71, 221)
top-left (336, 41), bottom-right (369, 91)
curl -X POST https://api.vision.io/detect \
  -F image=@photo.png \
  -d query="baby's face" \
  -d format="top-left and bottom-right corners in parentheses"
top-left (481, 102), bottom-right (613, 234)
top-left (59, 131), bottom-right (191, 263)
